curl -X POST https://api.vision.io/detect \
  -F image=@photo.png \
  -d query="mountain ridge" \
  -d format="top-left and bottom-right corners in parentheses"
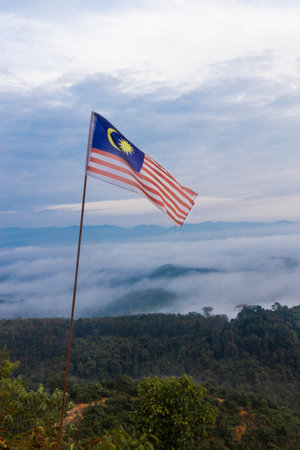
top-left (0, 220), bottom-right (296, 247)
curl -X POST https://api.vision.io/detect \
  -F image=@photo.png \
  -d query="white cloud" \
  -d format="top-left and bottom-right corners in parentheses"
top-left (42, 198), bottom-right (155, 215)
top-left (1, 0), bottom-right (300, 93)
top-left (1, 227), bottom-right (300, 319)
top-left (31, 194), bottom-right (300, 225)
top-left (192, 195), bottom-right (300, 223)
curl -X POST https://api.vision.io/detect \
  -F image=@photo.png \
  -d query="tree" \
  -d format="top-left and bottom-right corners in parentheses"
top-left (0, 346), bottom-right (66, 448)
top-left (202, 306), bottom-right (214, 317)
top-left (80, 429), bottom-right (158, 449)
top-left (133, 375), bottom-right (217, 449)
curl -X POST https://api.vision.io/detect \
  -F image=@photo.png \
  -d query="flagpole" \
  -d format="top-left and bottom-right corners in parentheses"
top-left (57, 113), bottom-right (94, 449)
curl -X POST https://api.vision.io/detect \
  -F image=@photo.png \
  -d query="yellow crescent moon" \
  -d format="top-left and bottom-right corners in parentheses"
top-left (107, 128), bottom-right (120, 151)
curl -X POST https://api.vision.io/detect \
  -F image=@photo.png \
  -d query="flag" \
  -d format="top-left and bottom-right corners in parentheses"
top-left (86, 112), bottom-right (197, 226)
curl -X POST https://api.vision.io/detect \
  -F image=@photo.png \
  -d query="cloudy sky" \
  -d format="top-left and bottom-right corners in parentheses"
top-left (1, 1), bottom-right (300, 319)
top-left (1, 0), bottom-right (300, 227)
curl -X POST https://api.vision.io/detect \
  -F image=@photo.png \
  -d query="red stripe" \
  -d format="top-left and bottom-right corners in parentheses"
top-left (183, 186), bottom-right (197, 197)
top-left (87, 165), bottom-right (139, 189)
top-left (90, 156), bottom-right (132, 177)
top-left (146, 154), bottom-right (171, 177)
top-left (91, 147), bottom-right (121, 159)
top-left (145, 155), bottom-right (182, 186)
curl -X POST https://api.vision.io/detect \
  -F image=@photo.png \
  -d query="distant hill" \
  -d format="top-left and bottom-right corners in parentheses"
top-left (111, 263), bottom-right (223, 287)
top-left (148, 263), bottom-right (223, 279)
top-left (0, 221), bottom-right (296, 247)
top-left (99, 288), bottom-right (176, 316)
top-left (102, 264), bottom-right (223, 315)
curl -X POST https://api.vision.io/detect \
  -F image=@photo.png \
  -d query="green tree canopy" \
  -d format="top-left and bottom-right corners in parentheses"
top-left (0, 347), bottom-right (65, 448)
top-left (133, 374), bottom-right (217, 449)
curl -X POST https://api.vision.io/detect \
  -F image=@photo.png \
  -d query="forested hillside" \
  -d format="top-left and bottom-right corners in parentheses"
top-left (2, 349), bottom-right (300, 449)
top-left (0, 304), bottom-right (299, 410)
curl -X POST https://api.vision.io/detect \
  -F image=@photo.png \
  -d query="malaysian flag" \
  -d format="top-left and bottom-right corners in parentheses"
top-left (86, 112), bottom-right (197, 226)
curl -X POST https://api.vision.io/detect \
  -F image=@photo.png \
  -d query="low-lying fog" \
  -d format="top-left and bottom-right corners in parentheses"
top-left (1, 226), bottom-right (300, 319)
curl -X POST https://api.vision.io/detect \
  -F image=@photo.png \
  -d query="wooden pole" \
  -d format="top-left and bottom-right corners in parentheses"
top-left (57, 113), bottom-right (94, 449)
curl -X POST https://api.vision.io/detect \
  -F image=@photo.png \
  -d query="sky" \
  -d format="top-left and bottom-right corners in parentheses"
top-left (1, 0), bottom-right (300, 227)
top-left (1, 1), bottom-right (300, 318)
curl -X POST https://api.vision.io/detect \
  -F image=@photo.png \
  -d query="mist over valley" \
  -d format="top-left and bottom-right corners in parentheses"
top-left (1, 221), bottom-right (300, 319)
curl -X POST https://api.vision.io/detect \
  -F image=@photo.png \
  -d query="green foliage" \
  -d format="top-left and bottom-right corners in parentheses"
top-left (71, 392), bottom-right (138, 444)
top-left (133, 375), bottom-right (217, 449)
top-left (1, 343), bottom-right (299, 448)
top-left (0, 305), bottom-right (300, 410)
top-left (68, 381), bottom-right (108, 403)
top-left (80, 428), bottom-right (158, 449)
top-left (201, 386), bottom-right (300, 449)
top-left (0, 347), bottom-right (66, 448)
top-left (66, 378), bottom-right (300, 449)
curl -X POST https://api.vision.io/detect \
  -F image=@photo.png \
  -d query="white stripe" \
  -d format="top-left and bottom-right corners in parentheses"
top-left (87, 169), bottom-right (142, 196)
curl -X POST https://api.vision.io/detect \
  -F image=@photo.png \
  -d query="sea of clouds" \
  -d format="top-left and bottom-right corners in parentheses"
top-left (1, 225), bottom-right (300, 319)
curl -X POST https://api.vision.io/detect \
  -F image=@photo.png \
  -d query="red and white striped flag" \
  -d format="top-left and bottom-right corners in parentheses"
top-left (86, 112), bottom-right (197, 226)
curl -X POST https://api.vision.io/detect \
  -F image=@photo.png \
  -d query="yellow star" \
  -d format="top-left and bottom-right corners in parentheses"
top-left (118, 138), bottom-right (134, 156)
